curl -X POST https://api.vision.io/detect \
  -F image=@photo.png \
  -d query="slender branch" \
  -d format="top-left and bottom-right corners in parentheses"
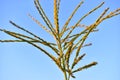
top-left (0, 40), bottom-right (39, 43)
top-left (96, 8), bottom-right (109, 22)
top-left (72, 62), bottom-right (97, 73)
top-left (54, 0), bottom-right (59, 34)
top-left (57, 0), bottom-right (61, 14)
top-left (34, 0), bottom-right (57, 40)
top-left (9, 21), bottom-right (44, 41)
top-left (0, 28), bottom-right (59, 55)
top-left (62, 2), bottom-right (104, 44)
top-left (71, 53), bottom-right (86, 69)
top-left (60, 0), bottom-right (84, 37)
top-left (28, 14), bottom-right (52, 35)
top-left (1, 30), bottom-right (64, 72)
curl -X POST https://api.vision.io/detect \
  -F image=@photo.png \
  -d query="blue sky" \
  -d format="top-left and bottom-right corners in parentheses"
top-left (0, 0), bottom-right (120, 80)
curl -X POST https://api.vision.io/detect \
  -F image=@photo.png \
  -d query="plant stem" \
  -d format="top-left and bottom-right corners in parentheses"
top-left (63, 71), bottom-right (67, 80)
top-left (67, 74), bottom-right (70, 80)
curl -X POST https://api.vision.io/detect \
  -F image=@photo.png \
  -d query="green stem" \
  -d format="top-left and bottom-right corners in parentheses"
top-left (67, 74), bottom-right (70, 80)
top-left (63, 71), bottom-right (67, 80)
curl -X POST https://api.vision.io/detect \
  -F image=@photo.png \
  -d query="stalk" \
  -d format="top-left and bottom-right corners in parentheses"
top-left (63, 71), bottom-right (67, 80)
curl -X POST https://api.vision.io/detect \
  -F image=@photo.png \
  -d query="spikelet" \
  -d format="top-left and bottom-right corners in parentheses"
top-left (64, 24), bottom-right (87, 33)
top-left (103, 8), bottom-right (120, 20)
top-left (82, 43), bottom-right (92, 47)
top-left (60, 0), bottom-right (84, 37)
top-left (28, 14), bottom-right (52, 35)
top-left (10, 21), bottom-right (43, 41)
top-left (65, 42), bottom-right (73, 69)
top-left (34, 0), bottom-right (57, 39)
top-left (71, 53), bottom-right (86, 69)
top-left (0, 40), bottom-right (40, 43)
top-left (78, 2), bottom-right (104, 23)
top-left (72, 62), bottom-right (97, 73)
top-left (54, 0), bottom-right (59, 34)
top-left (0, 29), bottom-right (35, 40)
top-left (96, 8), bottom-right (109, 22)
top-left (57, 0), bottom-right (61, 14)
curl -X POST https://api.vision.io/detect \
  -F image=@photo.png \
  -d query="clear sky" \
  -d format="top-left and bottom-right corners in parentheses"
top-left (0, 0), bottom-right (120, 80)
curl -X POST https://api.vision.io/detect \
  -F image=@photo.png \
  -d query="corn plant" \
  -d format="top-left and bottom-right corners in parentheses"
top-left (0, 0), bottom-right (120, 80)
